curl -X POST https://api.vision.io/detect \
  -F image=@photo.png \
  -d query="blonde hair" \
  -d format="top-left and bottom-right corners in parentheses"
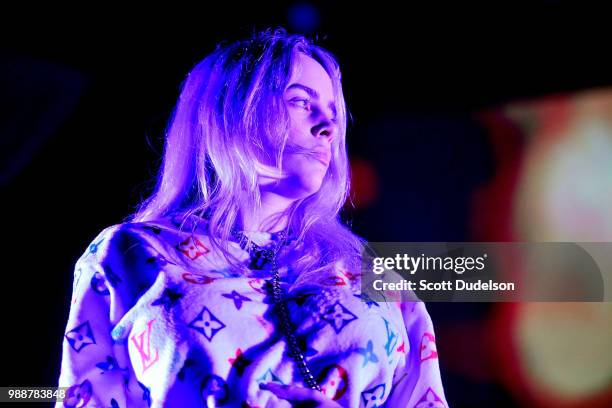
top-left (129, 28), bottom-right (364, 289)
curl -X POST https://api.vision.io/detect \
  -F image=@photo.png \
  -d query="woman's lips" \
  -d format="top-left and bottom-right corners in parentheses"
top-left (312, 152), bottom-right (330, 166)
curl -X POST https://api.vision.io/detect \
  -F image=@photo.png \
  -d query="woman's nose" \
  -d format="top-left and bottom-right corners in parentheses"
top-left (312, 116), bottom-right (336, 143)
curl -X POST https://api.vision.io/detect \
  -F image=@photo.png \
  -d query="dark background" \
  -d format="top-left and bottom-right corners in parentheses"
top-left (2, 2), bottom-right (611, 407)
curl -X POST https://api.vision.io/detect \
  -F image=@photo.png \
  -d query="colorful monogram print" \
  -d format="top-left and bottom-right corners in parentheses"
top-left (57, 221), bottom-right (447, 407)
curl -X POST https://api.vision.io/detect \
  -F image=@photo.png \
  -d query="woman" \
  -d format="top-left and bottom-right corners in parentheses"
top-left (57, 28), bottom-right (448, 407)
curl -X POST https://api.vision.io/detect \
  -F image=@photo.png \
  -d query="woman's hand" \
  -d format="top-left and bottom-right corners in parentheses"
top-left (259, 382), bottom-right (343, 407)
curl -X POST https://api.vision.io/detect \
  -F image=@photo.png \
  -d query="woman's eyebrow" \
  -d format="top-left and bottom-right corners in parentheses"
top-left (286, 83), bottom-right (319, 98)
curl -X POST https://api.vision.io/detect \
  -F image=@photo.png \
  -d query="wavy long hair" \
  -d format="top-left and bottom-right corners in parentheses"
top-left (129, 28), bottom-right (364, 288)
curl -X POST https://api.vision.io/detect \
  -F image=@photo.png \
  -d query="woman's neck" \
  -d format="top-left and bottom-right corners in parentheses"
top-left (240, 191), bottom-right (295, 233)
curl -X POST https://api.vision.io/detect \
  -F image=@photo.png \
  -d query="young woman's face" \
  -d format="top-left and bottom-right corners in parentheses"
top-left (274, 53), bottom-right (337, 199)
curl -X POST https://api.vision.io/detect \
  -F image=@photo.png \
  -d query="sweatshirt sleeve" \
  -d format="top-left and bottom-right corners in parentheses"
top-left (384, 300), bottom-right (449, 408)
top-left (57, 225), bottom-right (154, 408)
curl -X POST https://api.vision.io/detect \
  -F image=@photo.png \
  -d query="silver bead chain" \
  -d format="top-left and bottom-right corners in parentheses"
top-left (234, 231), bottom-right (322, 391)
top-left (269, 250), bottom-right (322, 391)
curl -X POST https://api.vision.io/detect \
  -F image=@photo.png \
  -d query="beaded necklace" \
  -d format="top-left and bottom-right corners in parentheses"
top-left (232, 230), bottom-right (322, 391)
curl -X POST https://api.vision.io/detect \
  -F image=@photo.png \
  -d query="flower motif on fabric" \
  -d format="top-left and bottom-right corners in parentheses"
top-left (321, 301), bottom-right (358, 334)
top-left (64, 379), bottom-right (92, 408)
top-left (65, 321), bottom-right (96, 353)
top-left (151, 287), bottom-right (184, 312)
top-left (201, 374), bottom-right (229, 406)
top-left (95, 355), bottom-right (120, 372)
top-left (182, 272), bottom-right (217, 285)
top-left (361, 383), bottom-right (386, 408)
top-left (382, 317), bottom-right (399, 358)
top-left (222, 290), bottom-right (252, 310)
top-left (188, 306), bottom-right (226, 341)
top-left (320, 276), bottom-right (347, 286)
top-left (317, 364), bottom-right (349, 401)
top-left (353, 293), bottom-right (380, 309)
top-left (355, 340), bottom-right (379, 367)
top-left (72, 267), bottom-right (83, 304)
top-left (95, 355), bottom-right (130, 386)
top-left (90, 272), bottom-right (110, 296)
top-left (247, 278), bottom-right (267, 294)
top-left (414, 387), bottom-right (445, 408)
top-left (87, 238), bottom-right (104, 255)
top-left (420, 332), bottom-right (438, 362)
top-left (339, 269), bottom-right (362, 284)
top-left (176, 236), bottom-right (210, 260)
top-left (228, 348), bottom-right (253, 376)
top-left (256, 368), bottom-right (284, 384)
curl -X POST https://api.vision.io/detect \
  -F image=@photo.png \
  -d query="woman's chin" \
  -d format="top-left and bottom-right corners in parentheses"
top-left (278, 180), bottom-right (325, 200)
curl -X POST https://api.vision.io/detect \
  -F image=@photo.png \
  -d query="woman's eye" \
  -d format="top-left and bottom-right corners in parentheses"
top-left (291, 99), bottom-right (311, 110)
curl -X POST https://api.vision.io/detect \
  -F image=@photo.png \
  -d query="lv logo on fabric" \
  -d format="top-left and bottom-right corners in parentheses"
top-left (131, 319), bottom-right (160, 372)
